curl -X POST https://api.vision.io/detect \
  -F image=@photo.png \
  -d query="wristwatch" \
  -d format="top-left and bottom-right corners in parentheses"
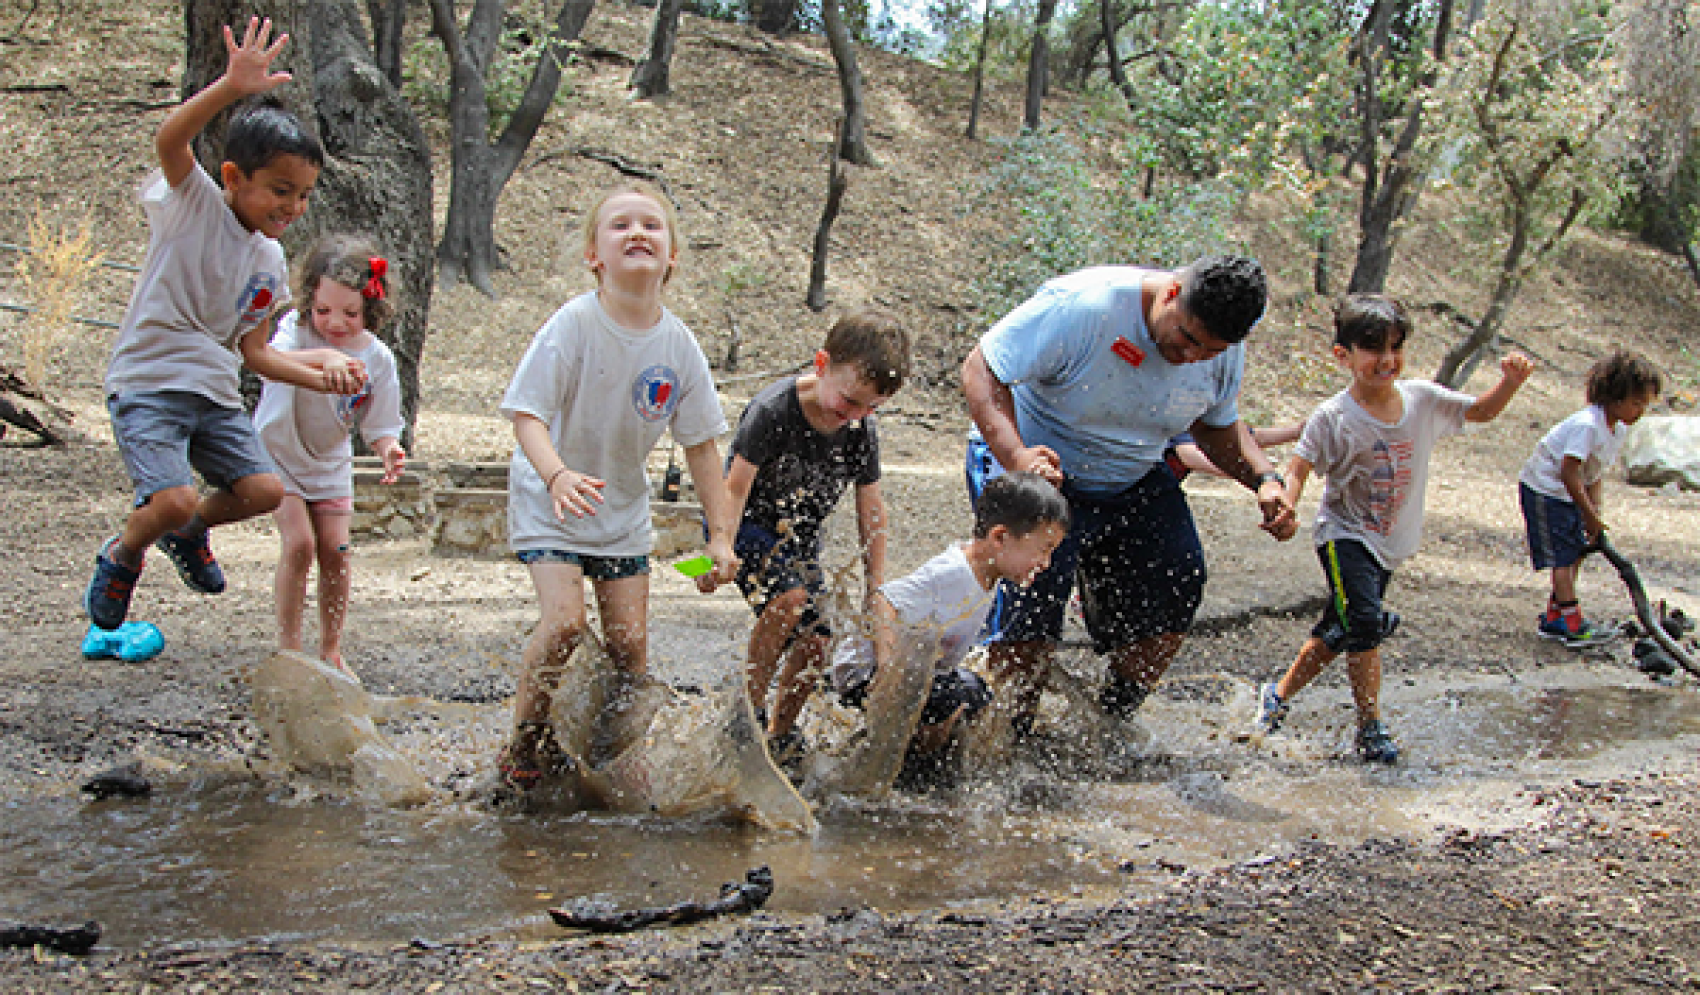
top-left (1256, 470), bottom-right (1286, 490)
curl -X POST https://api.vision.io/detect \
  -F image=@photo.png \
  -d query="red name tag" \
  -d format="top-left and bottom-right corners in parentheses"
top-left (1111, 336), bottom-right (1145, 367)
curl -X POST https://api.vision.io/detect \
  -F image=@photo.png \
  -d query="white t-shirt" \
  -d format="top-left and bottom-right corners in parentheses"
top-left (105, 163), bottom-right (291, 409)
top-left (831, 543), bottom-right (994, 691)
top-left (501, 292), bottom-right (726, 556)
top-left (1519, 405), bottom-right (1625, 501)
top-left (1296, 380), bottom-right (1473, 569)
top-left (252, 310), bottom-right (405, 501)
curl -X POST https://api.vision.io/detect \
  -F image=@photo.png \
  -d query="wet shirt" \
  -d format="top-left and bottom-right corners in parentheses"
top-left (253, 310), bottom-right (405, 502)
top-left (730, 377), bottom-right (880, 550)
top-left (831, 542), bottom-right (994, 691)
top-left (105, 163), bottom-right (290, 409)
top-left (1520, 404), bottom-right (1626, 501)
top-left (979, 266), bottom-right (1243, 496)
top-left (502, 292), bottom-right (725, 556)
top-left (1297, 380), bottom-right (1473, 569)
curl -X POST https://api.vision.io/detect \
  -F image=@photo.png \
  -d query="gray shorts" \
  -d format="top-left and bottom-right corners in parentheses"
top-left (108, 391), bottom-right (274, 505)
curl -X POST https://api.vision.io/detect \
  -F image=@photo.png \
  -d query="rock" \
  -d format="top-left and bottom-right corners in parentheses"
top-left (1622, 416), bottom-right (1700, 491)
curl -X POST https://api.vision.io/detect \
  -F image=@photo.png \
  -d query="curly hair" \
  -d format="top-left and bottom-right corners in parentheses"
top-left (1177, 254), bottom-right (1267, 344)
top-left (294, 234), bottom-right (396, 333)
top-left (1585, 350), bottom-right (1662, 407)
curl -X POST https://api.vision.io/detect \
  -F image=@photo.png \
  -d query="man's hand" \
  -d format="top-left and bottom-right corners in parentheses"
top-left (1012, 445), bottom-right (1063, 486)
top-left (1258, 481), bottom-right (1298, 541)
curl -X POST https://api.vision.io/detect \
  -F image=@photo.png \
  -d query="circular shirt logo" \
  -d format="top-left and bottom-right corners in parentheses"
top-left (631, 364), bottom-right (682, 422)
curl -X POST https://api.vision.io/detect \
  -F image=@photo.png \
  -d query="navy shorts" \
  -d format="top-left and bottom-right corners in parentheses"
top-left (1520, 482), bottom-right (1587, 570)
top-left (1311, 538), bottom-right (1393, 654)
top-left (108, 390), bottom-right (274, 504)
top-left (732, 521), bottom-right (830, 638)
top-left (515, 548), bottom-right (649, 581)
top-left (966, 436), bottom-right (1206, 651)
top-left (840, 666), bottom-right (995, 727)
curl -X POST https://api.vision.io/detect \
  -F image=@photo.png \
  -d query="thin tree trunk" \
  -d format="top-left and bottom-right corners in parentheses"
top-left (821, 0), bottom-right (873, 165)
top-left (629, 0), bottom-right (684, 99)
top-left (1684, 242), bottom-right (1700, 291)
top-left (1023, 0), bottom-right (1057, 131)
top-left (367, 0), bottom-right (406, 88)
top-left (1099, 0), bottom-right (1133, 105)
top-left (965, 0), bottom-right (993, 139)
top-left (807, 122), bottom-right (850, 312)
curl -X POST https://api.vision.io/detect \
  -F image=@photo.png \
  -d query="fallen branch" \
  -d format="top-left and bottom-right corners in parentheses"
top-left (0, 921), bottom-right (100, 956)
top-left (549, 866), bottom-right (773, 932)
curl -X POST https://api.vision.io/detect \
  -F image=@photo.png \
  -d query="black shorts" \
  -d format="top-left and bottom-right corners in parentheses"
top-left (1310, 538), bottom-right (1393, 654)
top-left (840, 666), bottom-right (994, 727)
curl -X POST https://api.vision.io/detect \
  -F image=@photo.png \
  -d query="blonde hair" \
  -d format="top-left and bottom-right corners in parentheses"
top-left (580, 181), bottom-right (680, 286)
top-left (294, 233), bottom-right (396, 332)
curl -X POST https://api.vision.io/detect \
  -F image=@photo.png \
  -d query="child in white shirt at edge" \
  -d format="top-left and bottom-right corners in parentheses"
top-left (1519, 350), bottom-right (1663, 643)
top-left (497, 181), bottom-right (739, 793)
top-left (1252, 294), bottom-right (1533, 764)
top-left (830, 472), bottom-right (1069, 779)
top-left (84, 19), bottom-right (368, 632)
top-left (253, 236), bottom-right (407, 674)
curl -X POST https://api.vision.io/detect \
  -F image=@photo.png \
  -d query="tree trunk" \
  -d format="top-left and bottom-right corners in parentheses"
top-left (1684, 241), bottom-right (1700, 291)
top-left (965, 0), bottom-right (993, 139)
top-left (430, 0), bottom-right (596, 296)
top-left (821, 0), bottom-right (874, 166)
top-left (807, 126), bottom-right (850, 312)
top-left (367, 0), bottom-right (406, 89)
top-left (1347, 0), bottom-right (1453, 294)
top-left (629, 0), bottom-right (684, 99)
top-left (185, 0), bottom-right (314, 173)
top-left (1099, 0), bottom-right (1134, 105)
top-left (185, 0), bottom-right (434, 448)
top-left (1024, 0), bottom-right (1057, 131)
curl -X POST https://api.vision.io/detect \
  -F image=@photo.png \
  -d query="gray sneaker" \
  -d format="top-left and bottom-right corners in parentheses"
top-left (1356, 720), bottom-right (1400, 764)
top-left (1252, 682), bottom-right (1289, 736)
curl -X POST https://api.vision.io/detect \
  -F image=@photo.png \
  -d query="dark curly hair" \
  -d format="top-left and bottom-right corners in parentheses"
top-left (1177, 254), bottom-right (1267, 344)
top-left (1585, 350), bottom-right (1662, 407)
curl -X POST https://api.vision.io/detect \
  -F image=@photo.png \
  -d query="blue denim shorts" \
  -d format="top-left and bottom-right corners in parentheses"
top-left (108, 390), bottom-right (273, 504)
top-left (1520, 482), bottom-right (1587, 570)
top-left (515, 548), bottom-right (650, 581)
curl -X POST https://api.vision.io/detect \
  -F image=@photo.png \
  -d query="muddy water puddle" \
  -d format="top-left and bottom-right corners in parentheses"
top-left (2, 665), bottom-right (1694, 949)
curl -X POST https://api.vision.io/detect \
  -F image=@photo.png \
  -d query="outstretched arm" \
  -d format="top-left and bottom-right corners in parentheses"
top-left (1465, 352), bottom-right (1535, 423)
top-left (157, 17), bottom-right (294, 188)
top-left (239, 319), bottom-right (365, 394)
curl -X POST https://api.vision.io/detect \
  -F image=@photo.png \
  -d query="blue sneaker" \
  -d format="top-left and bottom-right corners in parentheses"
top-left (1356, 720), bottom-right (1400, 764)
top-left (1252, 682), bottom-right (1289, 736)
top-left (84, 537), bottom-right (141, 631)
top-left (156, 528), bottom-right (225, 595)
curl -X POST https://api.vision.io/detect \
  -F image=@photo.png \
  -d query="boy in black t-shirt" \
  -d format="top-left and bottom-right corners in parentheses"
top-left (698, 310), bottom-right (911, 762)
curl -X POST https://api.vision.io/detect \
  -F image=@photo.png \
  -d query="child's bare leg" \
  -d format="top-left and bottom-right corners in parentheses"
top-left (593, 573), bottom-right (650, 679)
top-left (1275, 637), bottom-right (1338, 702)
top-left (513, 561), bottom-right (590, 759)
top-left (197, 472), bottom-right (285, 529)
top-left (744, 586), bottom-right (808, 720)
top-left (1345, 647), bottom-right (1383, 724)
top-left (987, 639), bottom-right (1052, 730)
top-left (115, 485), bottom-right (201, 564)
top-left (1552, 564), bottom-right (1579, 605)
top-left (272, 495), bottom-right (316, 653)
top-left (767, 633), bottom-right (826, 737)
top-left (311, 505), bottom-right (354, 670)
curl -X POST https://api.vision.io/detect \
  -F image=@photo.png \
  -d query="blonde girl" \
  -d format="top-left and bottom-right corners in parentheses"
top-left (497, 182), bottom-right (738, 792)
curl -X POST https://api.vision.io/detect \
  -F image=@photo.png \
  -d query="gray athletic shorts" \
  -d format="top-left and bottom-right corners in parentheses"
top-left (108, 390), bottom-right (274, 505)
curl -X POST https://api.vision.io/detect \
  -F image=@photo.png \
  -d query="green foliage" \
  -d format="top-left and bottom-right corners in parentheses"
top-left (400, 15), bottom-right (573, 136)
top-left (964, 126), bottom-right (1243, 322)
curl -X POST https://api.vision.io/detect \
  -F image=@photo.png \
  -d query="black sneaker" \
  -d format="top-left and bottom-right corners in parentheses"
top-left (84, 537), bottom-right (141, 631)
top-left (1356, 720), bottom-right (1400, 764)
top-left (156, 528), bottom-right (226, 594)
top-left (1099, 675), bottom-right (1151, 719)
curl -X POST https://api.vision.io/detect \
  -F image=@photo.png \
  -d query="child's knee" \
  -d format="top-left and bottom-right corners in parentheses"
top-left (146, 486), bottom-right (200, 526)
top-left (234, 474), bottom-right (285, 516)
top-left (762, 586), bottom-right (812, 621)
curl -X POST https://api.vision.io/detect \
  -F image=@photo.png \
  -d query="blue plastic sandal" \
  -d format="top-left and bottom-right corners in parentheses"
top-left (81, 621), bottom-right (165, 662)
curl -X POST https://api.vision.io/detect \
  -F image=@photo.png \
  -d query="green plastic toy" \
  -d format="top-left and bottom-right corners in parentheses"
top-left (674, 554), bottom-right (715, 578)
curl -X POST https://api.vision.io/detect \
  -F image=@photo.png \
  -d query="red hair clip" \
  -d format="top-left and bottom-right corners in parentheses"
top-left (363, 257), bottom-right (388, 300)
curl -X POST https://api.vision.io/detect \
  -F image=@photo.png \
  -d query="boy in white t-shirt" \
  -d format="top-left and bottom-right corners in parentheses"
top-left (85, 19), bottom-right (369, 632)
top-left (1250, 295), bottom-right (1533, 764)
top-left (1519, 350), bottom-right (1662, 644)
top-left (815, 472), bottom-right (1068, 797)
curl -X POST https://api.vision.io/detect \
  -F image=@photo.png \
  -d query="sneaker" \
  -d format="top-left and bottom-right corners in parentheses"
top-left (1538, 616), bottom-right (1573, 641)
top-left (1251, 682), bottom-right (1289, 736)
top-left (84, 537), bottom-right (141, 631)
top-left (1380, 611), bottom-right (1401, 640)
top-left (156, 528), bottom-right (225, 594)
top-left (1099, 674), bottom-right (1151, 719)
top-left (1561, 622), bottom-right (1617, 648)
top-left (1356, 720), bottom-right (1400, 764)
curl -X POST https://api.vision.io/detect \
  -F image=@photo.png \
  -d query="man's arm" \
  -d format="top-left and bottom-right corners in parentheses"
top-left (960, 344), bottom-right (1061, 485)
top-left (157, 18), bottom-right (294, 187)
top-left (1191, 419), bottom-right (1297, 540)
